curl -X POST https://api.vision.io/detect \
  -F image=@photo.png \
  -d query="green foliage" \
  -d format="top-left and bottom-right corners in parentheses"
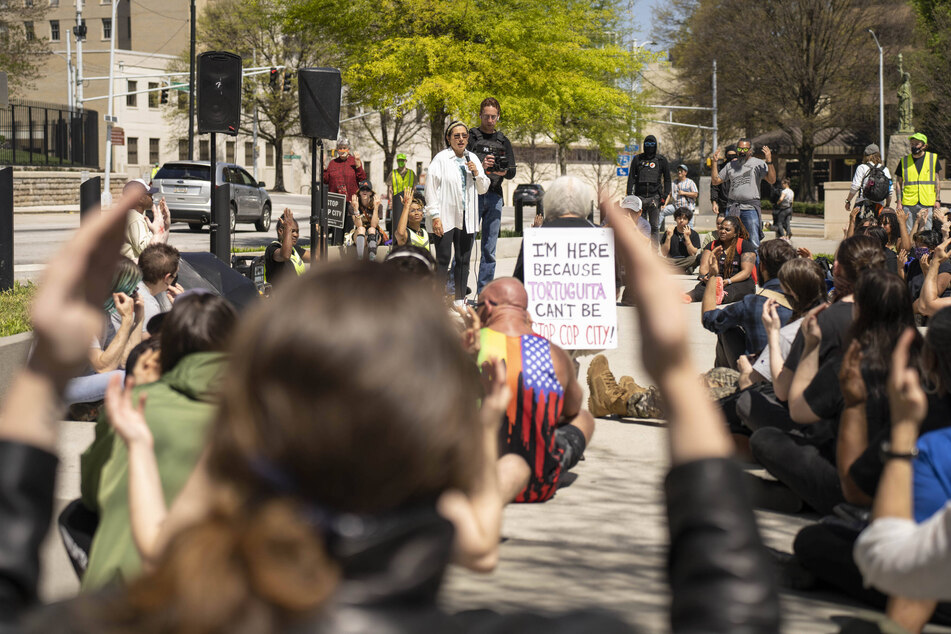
top-left (284, 0), bottom-right (649, 159)
top-left (0, 282), bottom-right (36, 337)
top-left (908, 0), bottom-right (951, 155)
top-left (760, 200), bottom-right (824, 216)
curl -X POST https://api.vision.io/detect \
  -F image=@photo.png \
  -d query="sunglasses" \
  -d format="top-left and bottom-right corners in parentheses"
top-left (450, 133), bottom-right (469, 140)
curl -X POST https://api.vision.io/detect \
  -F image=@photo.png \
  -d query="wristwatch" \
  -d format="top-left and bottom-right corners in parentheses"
top-left (880, 440), bottom-right (919, 461)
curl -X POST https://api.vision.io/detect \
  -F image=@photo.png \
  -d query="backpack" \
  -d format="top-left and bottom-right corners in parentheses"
top-left (769, 184), bottom-right (782, 206)
top-left (862, 163), bottom-right (889, 202)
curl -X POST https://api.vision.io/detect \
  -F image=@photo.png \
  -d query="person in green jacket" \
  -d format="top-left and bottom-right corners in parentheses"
top-left (79, 292), bottom-right (237, 590)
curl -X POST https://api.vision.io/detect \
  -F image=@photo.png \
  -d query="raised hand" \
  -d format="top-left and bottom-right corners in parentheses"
top-left (934, 237), bottom-right (951, 263)
top-left (762, 145), bottom-right (772, 163)
top-left (797, 247), bottom-right (813, 259)
top-left (801, 303), bottom-right (828, 350)
top-left (761, 297), bottom-right (783, 334)
top-left (115, 292), bottom-right (135, 321)
top-left (888, 328), bottom-right (926, 426)
top-left (455, 304), bottom-right (482, 355)
top-left (838, 340), bottom-right (867, 407)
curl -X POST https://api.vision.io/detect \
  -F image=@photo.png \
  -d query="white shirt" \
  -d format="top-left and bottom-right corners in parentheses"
top-left (424, 148), bottom-right (489, 234)
top-left (855, 501), bottom-right (951, 599)
top-left (850, 162), bottom-right (894, 205)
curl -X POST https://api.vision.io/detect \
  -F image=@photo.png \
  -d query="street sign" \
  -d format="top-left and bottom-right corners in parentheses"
top-left (283, 154), bottom-right (302, 160)
top-left (616, 167), bottom-right (629, 177)
top-left (104, 115), bottom-right (117, 123)
top-left (844, 158), bottom-right (856, 166)
top-left (327, 192), bottom-right (346, 229)
top-left (617, 154), bottom-right (632, 167)
top-left (625, 144), bottom-right (639, 153)
top-left (110, 126), bottom-right (125, 146)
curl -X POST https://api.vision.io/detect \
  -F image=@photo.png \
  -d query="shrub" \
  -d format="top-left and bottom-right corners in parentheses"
top-left (0, 282), bottom-right (37, 337)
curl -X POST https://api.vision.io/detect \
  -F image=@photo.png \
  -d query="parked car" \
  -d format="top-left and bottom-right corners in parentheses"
top-left (152, 161), bottom-right (272, 232)
top-left (513, 183), bottom-right (545, 218)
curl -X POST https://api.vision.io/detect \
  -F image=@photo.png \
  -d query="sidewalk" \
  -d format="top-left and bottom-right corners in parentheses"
top-left (39, 249), bottom-right (947, 633)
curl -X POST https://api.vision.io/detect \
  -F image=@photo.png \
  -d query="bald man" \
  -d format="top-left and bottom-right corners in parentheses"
top-left (475, 278), bottom-right (595, 503)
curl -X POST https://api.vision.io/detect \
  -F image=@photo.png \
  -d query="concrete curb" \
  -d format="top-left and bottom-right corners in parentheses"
top-left (0, 332), bottom-right (32, 401)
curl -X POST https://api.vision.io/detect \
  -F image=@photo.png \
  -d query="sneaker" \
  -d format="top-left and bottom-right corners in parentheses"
top-left (586, 354), bottom-right (630, 417)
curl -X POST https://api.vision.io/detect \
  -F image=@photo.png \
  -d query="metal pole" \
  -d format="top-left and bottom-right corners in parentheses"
top-left (75, 0), bottom-right (84, 107)
top-left (310, 137), bottom-right (319, 259)
top-left (319, 139), bottom-right (327, 258)
top-left (188, 0), bottom-right (196, 160)
top-left (712, 59), bottom-right (718, 153)
top-left (103, 0), bottom-right (118, 206)
top-left (66, 26), bottom-right (73, 111)
top-left (80, 175), bottom-right (100, 224)
top-left (0, 167), bottom-right (12, 292)
top-left (209, 131), bottom-right (218, 257)
top-left (879, 47), bottom-right (884, 154)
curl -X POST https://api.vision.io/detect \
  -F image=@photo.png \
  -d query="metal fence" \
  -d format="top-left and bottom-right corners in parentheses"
top-left (0, 100), bottom-right (99, 168)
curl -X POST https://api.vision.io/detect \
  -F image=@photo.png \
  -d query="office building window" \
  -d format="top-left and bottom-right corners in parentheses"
top-left (244, 141), bottom-right (254, 164)
top-left (49, 20), bottom-right (59, 41)
top-left (126, 80), bottom-right (137, 107)
top-left (25, 0), bottom-right (33, 6)
top-left (149, 138), bottom-right (159, 165)
top-left (102, 18), bottom-right (111, 40)
top-left (148, 82), bottom-right (159, 109)
top-left (225, 140), bottom-right (235, 163)
top-left (24, 22), bottom-right (34, 41)
top-left (199, 140), bottom-right (209, 161)
top-left (179, 139), bottom-right (188, 160)
top-left (265, 143), bottom-right (274, 167)
top-left (50, 0), bottom-right (59, 6)
top-left (127, 137), bottom-right (138, 165)
top-left (176, 91), bottom-right (186, 109)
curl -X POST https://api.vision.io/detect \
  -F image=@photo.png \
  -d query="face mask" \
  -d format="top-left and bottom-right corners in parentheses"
top-left (915, 246), bottom-right (930, 260)
top-left (912, 145), bottom-right (924, 154)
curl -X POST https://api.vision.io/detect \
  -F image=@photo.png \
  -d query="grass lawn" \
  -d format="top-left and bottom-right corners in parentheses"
top-left (0, 282), bottom-right (36, 337)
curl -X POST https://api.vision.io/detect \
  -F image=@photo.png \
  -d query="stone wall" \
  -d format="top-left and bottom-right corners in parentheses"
top-left (12, 171), bottom-right (127, 207)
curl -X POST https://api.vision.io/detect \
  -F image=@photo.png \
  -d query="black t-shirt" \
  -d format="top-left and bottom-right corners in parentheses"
top-left (884, 248), bottom-right (898, 275)
top-left (784, 301), bottom-right (854, 373)
top-left (907, 258), bottom-right (951, 300)
top-left (467, 128), bottom-right (516, 197)
top-left (662, 229), bottom-right (701, 258)
top-left (264, 242), bottom-right (306, 285)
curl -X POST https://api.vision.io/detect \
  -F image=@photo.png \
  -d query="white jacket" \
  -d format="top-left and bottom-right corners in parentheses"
top-left (424, 147), bottom-right (489, 234)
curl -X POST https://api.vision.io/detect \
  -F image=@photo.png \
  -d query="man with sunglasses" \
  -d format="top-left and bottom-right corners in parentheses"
top-left (711, 138), bottom-right (775, 249)
top-left (626, 134), bottom-right (672, 245)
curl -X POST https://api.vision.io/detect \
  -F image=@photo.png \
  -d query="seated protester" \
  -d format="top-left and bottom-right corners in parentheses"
top-left (687, 216), bottom-right (756, 304)
top-left (857, 224), bottom-right (898, 275)
top-left (878, 209), bottom-right (913, 256)
top-left (124, 337), bottom-right (161, 387)
top-left (741, 257), bottom-right (828, 388)
top-left (134, 243), bottom-right (183, 333)
top-left (512, 176), bottom-right (598, 282)
top-left (660, 207), bottom-right (701, 273)
top-left (701, 238), bottom-right (797, 369)
top-left (393, 187), bottom-right (430, 251)
top-left (904, 230), bottom-right (951, 306)
top-left (918, 237), bottom-right (951, 317)
top-left (617, 194), bottom-right (651, 238)
top-left (475, 278), bottom-right (595, 502)
top-left (349, 181), bottom-right (388, 261)
top-left (384, 243), bottom-right (438, 279)
top-left (79, 292), bottom-right (237, 590)
top-left (751, 269), bottom-right (913, 517)
top-left (64, 257), bottom-right (146, 407)
top-left (265, 208), bottom-right (311, 286)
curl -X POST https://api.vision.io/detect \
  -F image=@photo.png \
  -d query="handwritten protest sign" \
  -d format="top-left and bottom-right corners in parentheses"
top-left (523, 227), bottom-right (617, 349)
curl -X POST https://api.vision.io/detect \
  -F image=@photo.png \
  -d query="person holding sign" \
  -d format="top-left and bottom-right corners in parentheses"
top-left (264, 209), bottom-right (312, 286)
top-left (474, 278), bottom-right (595, 502)
top-left (425, 120), bottom-right (490, 304)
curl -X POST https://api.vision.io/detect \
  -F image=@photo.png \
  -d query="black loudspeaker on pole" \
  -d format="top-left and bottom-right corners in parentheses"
top-left (80, 176), bottom-right (101, 224)
top-left (197, 51), bottom-right (242, 135)
top-left (0, 167), bottom-right (12, 292)
top-left (299, 68), bottom-right (341, 259)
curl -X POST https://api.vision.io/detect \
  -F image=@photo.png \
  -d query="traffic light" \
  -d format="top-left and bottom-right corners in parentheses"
top-left (160, 86), bottom-right (169, 105)
top-left (283, 70), bottom-right (292, 93)
top-left (269, 68), bottom-right (279, 91)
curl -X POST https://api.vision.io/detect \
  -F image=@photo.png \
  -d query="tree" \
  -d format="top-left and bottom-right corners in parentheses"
top-left (657, 0), bottom-right (890, 201)
top-left (288, 0), bottom-right (648, 161)
top-left (175, 0), bottom-right (340, 191)
top-left (0, 1), bottom-right (50, 96)
top-left (909, 0), bottom-right (951, 156)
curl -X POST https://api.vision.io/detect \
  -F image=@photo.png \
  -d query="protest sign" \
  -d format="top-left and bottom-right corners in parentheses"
top-left (327, 192), bottom-right (346, 229)
top-left (523, 227), bottom-right (617, 349)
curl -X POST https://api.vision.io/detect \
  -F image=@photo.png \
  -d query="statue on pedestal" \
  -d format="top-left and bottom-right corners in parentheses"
top-left (898, 53), bottom-right (914, 133)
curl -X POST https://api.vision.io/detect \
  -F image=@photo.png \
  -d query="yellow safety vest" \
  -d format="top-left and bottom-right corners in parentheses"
top-left (391, 168), bottom-right (416, 194)
top-left (408, 226), bottom-right (430, 250)
top-left (901, 152), bottom-right (938, 207)
top-left (265, 241), bottom-right (305, 282)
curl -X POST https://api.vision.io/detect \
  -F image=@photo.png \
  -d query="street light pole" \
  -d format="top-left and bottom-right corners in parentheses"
top-left (103, 0), bottom-right (119, 206)
top-left (867, 28), bottom-right (884, 156)
top-left (188, 0), bottom-right (196, 160)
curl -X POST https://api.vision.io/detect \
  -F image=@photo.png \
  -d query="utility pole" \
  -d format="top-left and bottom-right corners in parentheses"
top-left (252, 48), bottom-right (258, 180)
top-left (188, 0), bottom-right (196, 159)
top-left (75, 0), bottom-right (85, 107)
top-left (103, 0), bottom-right (119, 205)
top-left (66, 24), bottom-right (73, 111)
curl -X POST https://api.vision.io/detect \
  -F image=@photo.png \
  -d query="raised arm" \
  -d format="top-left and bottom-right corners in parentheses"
top-left (395, 188), bottom-right (413, 246)
top-left (787, 304), bottom-right (827, 423)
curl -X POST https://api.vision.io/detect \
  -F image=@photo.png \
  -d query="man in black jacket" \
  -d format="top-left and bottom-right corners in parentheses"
top-left (626, 134), bottom-right (672, 245)
top-left (469, 97), bottom-right (516, 294)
